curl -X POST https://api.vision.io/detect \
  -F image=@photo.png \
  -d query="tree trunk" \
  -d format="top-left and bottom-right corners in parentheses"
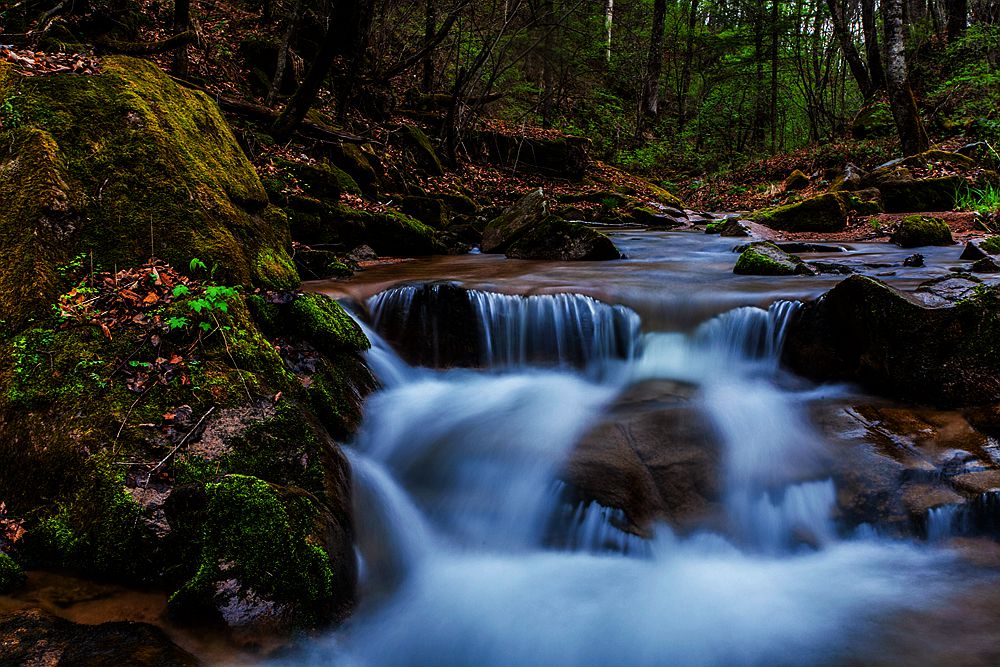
top-left (770, 0), bottom-right (780, 150)
top-left (541, 0), bottom-right (557, 128)
top-left (266, 0), bottom-right (303, 107)
top-left (422, 0), bottom-right (437, 92)
top-left (883, 0), bottom-right (929, 156)
top-left (604, 0), bottom-right (614, 64)
top-left (638, 0), bottom-right (667, 135)
top-left (826, 0), bottom-right (873, 98)
top-left (861, 0), bottom-right (885, 90)
top-left (173, 0), bottom-right (191, 77)
top-left (677, 0), bottom-right (700, 131)
top-left (946, 0), bottom-right (968, 40)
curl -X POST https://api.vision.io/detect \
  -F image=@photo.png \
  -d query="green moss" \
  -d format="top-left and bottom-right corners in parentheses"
top-left (750, 193), bottom-right (848, 232)
top-left (28, 453), bottom-right (151, 580)
top-left (981, 237), bottom-right (1000, 254)
top-left (734, 242), bottom-right (800, 276)
top-left (705, 221), bottom-right (724, 234)
top-left (168, 475), bottom-right (336, 627)
top-left (0, 57), bottom-right (298, 330)
top-left (289, 293), bottom-right (369, 356)
top-left (835, 189), bottom-right (884, 215)
top-left (0, 552), bottom-right (26, 593)
top-left (307, 353), bottom-right (374, 440)
top-left (879, 176), bottom-right (963, 213)
top-left (399, 124), bottom-right (445, 176)
top-left (891, 215), bottom-right (954, 248)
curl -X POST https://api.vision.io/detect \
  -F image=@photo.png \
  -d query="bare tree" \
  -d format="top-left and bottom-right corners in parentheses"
top-left (883, 0), bottom-right (929, 155)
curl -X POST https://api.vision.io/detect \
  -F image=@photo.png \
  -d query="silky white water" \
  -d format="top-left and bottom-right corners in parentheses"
top-left (281, 290), bottom-right (958, 667)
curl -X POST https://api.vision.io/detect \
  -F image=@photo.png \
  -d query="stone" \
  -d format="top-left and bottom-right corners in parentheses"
top-left (972, 257), bottom-right (1000, 273)
top-left (397, 124), bottom-right (445, 176)
top-left (734, 242), bottom-right (814, 276)
top-left (0, 608), bottom-right (199, 666)
top-left (475, 130), bottom-right (592, 180)
top-left (506, 216), bottom-right (621, 261)
top-left (784, 169), bottom-right (810, 190)
top-left (903, 253), bottom-right (925, 267)
top-left (890, 215), bottom-right (954, 248)
top-left (784, 275), bottom-right (1000, 406)
top-left (749, 193), bottom-right (848, 232)
top-left (961, 241), bottom-right (989, 261)
top-left (481, 189), bottom-right (548, 253)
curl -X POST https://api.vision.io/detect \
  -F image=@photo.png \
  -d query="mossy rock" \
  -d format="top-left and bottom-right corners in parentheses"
top-left (734, 242), bottom-right (811, 276)
top-left (0, 553), bottom-right (26, 594)
top-left (326, 143), bottom-right (382, 194)
top-left (482, 189), bottom-right (548, 253)
top-left (400, 196), bottom-right (450, 228)
top-left (0, 57), bottom-right (298, 331)
top-left (288, 293), bottom-right (370, 358)
top-left (475, 130), bottom-right (592, 180)
top-left (398, 124), bottom-right (445, 176)
top-left (505, 215), bottom-right (621, 261)
top-left (981, 237), bottom-right (1000, 255)
top-left (784, 276), bottom-right (1000, 406)
top-left (749, 193), bottom-right (848, 232)
top-left (321, 205), bottom-right (447, 256)
top-left (167, 475), bottom-right (349, 628)
top-left (878, 176), bottom-right (964, 213)
top-left (784, 170), bottom-right (810, 190)
top-left (280, 158), bottom-right (362, 199)
top-left (890, 215), bottom-right (954, 248)
top-left (834, 188), bottom-right (884, 215)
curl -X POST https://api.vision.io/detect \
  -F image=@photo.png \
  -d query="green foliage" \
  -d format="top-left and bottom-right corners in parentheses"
top-left (0, 552), bottom-right (25, 593)
top-left (956, 183), bottom-right (1000, 216)
top-left (0, 94), bottom-right (23, 129)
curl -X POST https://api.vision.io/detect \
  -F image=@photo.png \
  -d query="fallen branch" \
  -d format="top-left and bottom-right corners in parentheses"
top-left (96, 31), bottom-right (197, 56)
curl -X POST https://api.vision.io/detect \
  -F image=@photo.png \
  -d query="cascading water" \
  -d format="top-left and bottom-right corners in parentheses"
top-left (281, 287), bottom-right (959, 667)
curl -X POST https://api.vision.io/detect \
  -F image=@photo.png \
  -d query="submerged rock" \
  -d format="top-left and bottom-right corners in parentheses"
top-left (784, 275), bottom-right (1000, 405)
top-left (961, 241), bottom-right (990, 260)
top-left (972, 256), bottom-right (1000, 273)
top-left (903, 253), bottom-right (925, 267)
top-left (0, 608), bottom-right (199, 666)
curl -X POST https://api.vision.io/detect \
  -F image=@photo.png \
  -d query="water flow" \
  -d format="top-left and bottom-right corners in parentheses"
top-left (287, 291), bottom-right (956, 667)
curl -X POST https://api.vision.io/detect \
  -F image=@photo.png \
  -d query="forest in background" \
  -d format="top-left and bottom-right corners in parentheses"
top-left (2, 0), bottom-right (997, 189)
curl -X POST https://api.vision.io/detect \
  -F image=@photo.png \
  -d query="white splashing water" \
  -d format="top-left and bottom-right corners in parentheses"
top-left (282, 291), bottom-right (957, 667)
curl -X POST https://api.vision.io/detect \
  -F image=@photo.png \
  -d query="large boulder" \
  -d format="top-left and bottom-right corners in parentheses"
top-left (0, 269), bottom-right (374, 634)
top-left (861, 150), bottom-right (999, 213)
top-left (749, 193), bottom-right (848, 232)
top-left (482, 189), bottom-right (620, 260)
top-left (0, 57), bottom-right (298, 332)
top-left (0, 608), bottom-right (199, 666)
top-left (563, 382), bottom-right (722, 533)
top-left (784, 275), bottom-right (1000, 406)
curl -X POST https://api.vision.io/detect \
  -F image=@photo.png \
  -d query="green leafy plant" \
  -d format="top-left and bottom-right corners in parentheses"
top-left (956, 182), bottom-right (1000, 217)
top-left (0, 94), bottom-right (23, 129)
top-left (166, 316), bottom-right (190, 331)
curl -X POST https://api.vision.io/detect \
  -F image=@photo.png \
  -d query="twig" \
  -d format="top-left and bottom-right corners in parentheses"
top-left (113, 382), bottom-right (158, 451)
top-left (144, 406), bottom-right (216, 487)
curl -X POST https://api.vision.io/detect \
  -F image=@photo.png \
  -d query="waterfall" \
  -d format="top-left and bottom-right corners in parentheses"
top-left (285, 289), bottom-right (957, 667)
top-left (367, 284), bottom-right (641, 369)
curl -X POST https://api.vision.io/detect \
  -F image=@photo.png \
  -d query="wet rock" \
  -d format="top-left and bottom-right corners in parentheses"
top-left (0, 608), bottom-right (200, 666)
top-left (749, 193), bottom-right (848, 232)
top-left (734, 242), bottom-right (814, 276)
top-left (972, 256), bottom-right (1000, 273)
top-left (889, 215), bottom-right (954, 248)
top-left (630, 205), bottom-right (686, 227)
top-left (347, 245), bottom-right (379, 262)
top-left (810, 261), bottom-right (855, 275)
top-left (915, 274), bottom-right (982, 306)
top-left (294, 247), bottom-right (353, 280)
top-left (481, 189), bottom-right (548, 253)
top-left (564, 383), bottom-right (721, 532)
top-left (783, 169), bottom-right (810, 190)
top-left (506, 216), bottom-right (622, 261)
top-left (784, 275), bottom-right (1000, 405)
top-left (961, 241), bottom-right (989, 261)
top-left (903, 253), bottom-right (925, 267)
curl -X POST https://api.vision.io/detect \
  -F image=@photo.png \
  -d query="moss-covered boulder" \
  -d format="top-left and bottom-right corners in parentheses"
top-left (0, 552), bottom-right (25, 593)
top-left (734, 242), bottom-right (812, 276)
top-left (784, 276), bottom-right (1000, 405)
top-left (506, 215), bottom-right (621, 261)
top-left (749, 193), bottom-right (848, 232)
top-left (289, 200), bottom-right (446, 256)
top-left (982, 237), bottom-right (1000, 255)
top-left (326, 143), bottom-right (382, 195)
top-left (784, 169), bottom-right (810, 190)
top-left (878, 176), bottom-right (965, 213)
top-left (890, 215), bottom-right (954, 248)
top-left (835, 188), bottom-right (884, 215)
top-left (0, 57), bottom-right (298, 331)
top-left (0, 267), bottom-right (374, 633)
top-left (861, 151), bottom-right (997, 213)
top-left (398, 124), bottom-right (445, 176)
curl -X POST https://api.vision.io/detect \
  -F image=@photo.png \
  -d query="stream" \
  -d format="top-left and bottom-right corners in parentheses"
top-left (279, 230), bottom-right (1000, 666)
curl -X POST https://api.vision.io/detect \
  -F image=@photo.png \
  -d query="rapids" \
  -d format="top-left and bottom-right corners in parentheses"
top-left (283, 230), bottom-right (994, 667)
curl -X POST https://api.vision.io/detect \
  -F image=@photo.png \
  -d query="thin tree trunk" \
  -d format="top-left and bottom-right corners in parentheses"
top-left (422, 0), bottom-right (438, 92)
top-left (266, 0), bottom-right (303, 107)
top-left (883, 0), bottom-right (929, 155)
top-left (638, 0), bottom-right (667, 137)
top-left (861, 0), bottom-right (885, 90)
top-left (604, 0), bottom-right (614, 64)
top-left (541, 0), bottom-right (557, 128)
top-left (173, 0), bottom-right (191, 77)
top-left (678, 0), bottom-right (700, 131)
top-left (770, 0), bottom-right (780, 150)
top-left (826, 0), bottom-right (873, 98)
